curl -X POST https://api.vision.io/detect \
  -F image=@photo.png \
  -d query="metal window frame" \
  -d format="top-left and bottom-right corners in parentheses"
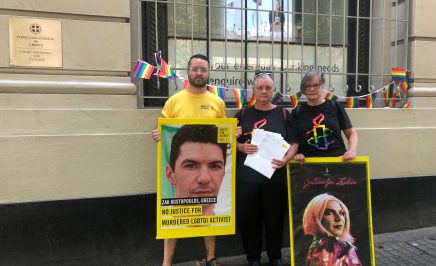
top-left (135, 0), bottom-right (409, 107)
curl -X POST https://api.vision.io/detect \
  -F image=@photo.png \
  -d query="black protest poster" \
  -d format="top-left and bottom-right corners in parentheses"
top-left (287, 157), bottom-right (375, 266)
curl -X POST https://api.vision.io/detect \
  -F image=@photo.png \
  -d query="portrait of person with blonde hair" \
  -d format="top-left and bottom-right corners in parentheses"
top-left (302, 193), bottom-right (362, 266)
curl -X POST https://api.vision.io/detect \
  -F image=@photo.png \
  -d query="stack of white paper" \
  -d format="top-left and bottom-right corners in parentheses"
top-left (244, 129), bottom-right (291, 179)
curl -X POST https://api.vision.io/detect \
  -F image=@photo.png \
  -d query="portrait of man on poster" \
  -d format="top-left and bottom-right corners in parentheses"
top-left (165, 124), bottom-right (228, 216)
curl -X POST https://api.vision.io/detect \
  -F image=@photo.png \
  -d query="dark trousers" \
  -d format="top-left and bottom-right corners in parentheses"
top-left (236, 178), bottom-right (288, 263)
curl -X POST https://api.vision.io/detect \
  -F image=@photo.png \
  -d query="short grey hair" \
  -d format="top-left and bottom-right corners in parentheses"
top-left (300, 71), bottom-right (325, 91)
top-left (253, 73), bottom-right (275, 88)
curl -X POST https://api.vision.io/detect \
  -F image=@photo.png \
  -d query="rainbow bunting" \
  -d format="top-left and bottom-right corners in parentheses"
top-left (400, 81), bottom-right (408, 93)
top-left (232, 88), bottom-right (247, 109)
top-left (402, 100), bottom-right (411, 109)
top-left (133, 60), bottom-right (155, 79)
top-left (392, 68), bottom-right (407, 81)
top-left (208, 85), bottom-right (217, 94)
top-left (346, 97), bottom-right (358, 108)
top-left (385, 92), bottom-right (400, 108)
top-left (208, 85), bottom-right (217, 92)
top-left (395, 92), bottom-right (402, 104)
top-left (247, 95), bottom-right (256, 106)
top-left (271, 92), bottom-right (283, 104)
top-left (383, 85), bottom-right (388, 99)
top-left (208, 85), bottom-right (227, 100)
top-left (218, 87), bottom-right (227, 100)
top-left (384, 83), bottom-right (394, 105)
top-left (384, 99), bottom-right (392, 108)
top-left (324, 92), bottom-right (338, 101)
top-left (387, 83), bottom-right (394, 98)
top-left (157, 58), bottom-right (176, 80)
top-left (183, 80), bottom-right (189, 89)
top-left (394, 92), bottom-right (401, 107)
top-left (365, 94), bottom-right (373, 108)
top-left (290, 92), bottom-right (302, 108)
top-left (387, 99), bottom-right (396, 108)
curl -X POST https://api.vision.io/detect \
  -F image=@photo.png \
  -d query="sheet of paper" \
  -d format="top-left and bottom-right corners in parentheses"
top-left (265, 131), bottom-right (283, 140)
top-left (251, 129), bottom-right (283, 144)
top-left (244, 129), bottom-right (290, 178)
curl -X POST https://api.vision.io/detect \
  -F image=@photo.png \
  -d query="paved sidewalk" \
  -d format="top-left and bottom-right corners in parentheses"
top-left (174, 227), bottom-right (436, 266)
top-left (374, 226), bottom-right (436, 265)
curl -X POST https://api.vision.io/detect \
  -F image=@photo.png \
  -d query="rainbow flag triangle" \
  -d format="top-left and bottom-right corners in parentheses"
top-left (232, 88), bottom-right (247, 109)
top-left (157, 58), bottom-right (176, 80)
top-left (132, 60), bottom-right (155, 79)
top-left (247, 95), bottom-right (256, 106)
top-left (346, 97), bottom-right (358, 108)
top-left (366, 94), bottom-right (373, 108)
top-left (271, 92), bottom-right (283, 104)
top-left (384, 83), bottom-right (394, 105)
top-left (208, 85), bottom-right (227, 100)
top-left (400, 81), bottom-right (408, 93)
top-left (290, 92), bottom-right (302, 108)
top-left (324, 92), bottom-right (338, 101)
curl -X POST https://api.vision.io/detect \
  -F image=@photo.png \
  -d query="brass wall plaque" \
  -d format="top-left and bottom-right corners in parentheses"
top-left (9, 17), bottom-right (62, 68)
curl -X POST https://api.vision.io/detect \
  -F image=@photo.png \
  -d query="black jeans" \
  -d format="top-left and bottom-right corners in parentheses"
top-left (236, 178), bottom-right (288, 263)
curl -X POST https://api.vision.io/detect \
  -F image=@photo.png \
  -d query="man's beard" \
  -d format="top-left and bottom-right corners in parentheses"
top-left (188, 75), bottom-right (208, 88)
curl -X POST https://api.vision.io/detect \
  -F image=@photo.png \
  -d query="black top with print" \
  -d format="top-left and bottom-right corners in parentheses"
top-left (235, 106), bottom-right (298, 183)
top-left (291, 100), bottom-right (352, 157)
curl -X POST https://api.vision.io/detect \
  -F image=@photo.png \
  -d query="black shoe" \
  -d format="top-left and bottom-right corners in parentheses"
top-left (249, 261), bottom-right (261, 266)
top-left (270, 259), bottom-right (283, 266)
top-left (205, 257), bottom-right (220, 266)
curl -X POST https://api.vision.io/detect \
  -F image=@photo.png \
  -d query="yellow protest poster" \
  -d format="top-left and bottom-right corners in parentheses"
top-left (156, 118), bottom-right (237, 239)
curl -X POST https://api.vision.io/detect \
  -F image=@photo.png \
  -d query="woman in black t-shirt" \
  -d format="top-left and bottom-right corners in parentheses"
top-left (291, 71), bottom-right (358, 163)
top-left (235, 71), bottom-right (298, 266)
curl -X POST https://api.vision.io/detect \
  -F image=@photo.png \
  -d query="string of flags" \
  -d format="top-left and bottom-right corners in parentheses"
top-left (132, 53), bottom-right (410, 109)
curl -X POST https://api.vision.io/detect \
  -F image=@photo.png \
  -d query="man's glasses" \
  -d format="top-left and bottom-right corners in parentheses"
top-left (254, 71), bottom-right (274, 79)
top-left (303, 83), bottom-right (322, 90)
top-left (189, 68), bottom-right (209, 74)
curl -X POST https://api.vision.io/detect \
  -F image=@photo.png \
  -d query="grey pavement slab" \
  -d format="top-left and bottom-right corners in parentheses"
top-left (174, 227), bottom-right (436, 266)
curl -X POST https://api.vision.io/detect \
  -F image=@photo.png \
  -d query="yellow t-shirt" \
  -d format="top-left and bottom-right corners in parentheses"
top-left (162, 89), bottom-right (226, 118)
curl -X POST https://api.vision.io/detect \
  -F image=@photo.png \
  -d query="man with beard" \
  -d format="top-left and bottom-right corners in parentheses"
top-left (153, 54), bottom-right (226, 120)
top-left (152, 54), bottom-right (226, 266)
